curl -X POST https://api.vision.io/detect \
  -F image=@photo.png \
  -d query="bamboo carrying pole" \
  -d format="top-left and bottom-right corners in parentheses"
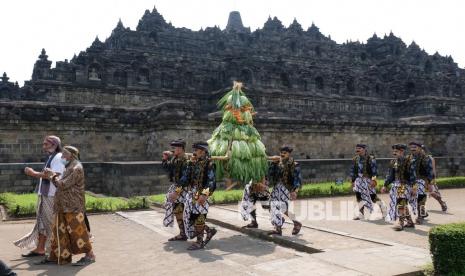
top-left (56, 215), bottom-right (61, 265)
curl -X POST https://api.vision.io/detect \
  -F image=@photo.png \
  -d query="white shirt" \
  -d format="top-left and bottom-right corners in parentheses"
top-left (37, 152), bottom-right (65, 197)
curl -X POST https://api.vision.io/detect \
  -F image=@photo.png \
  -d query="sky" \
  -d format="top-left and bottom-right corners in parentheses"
top-left (1, 0), bottom-right (464, 85)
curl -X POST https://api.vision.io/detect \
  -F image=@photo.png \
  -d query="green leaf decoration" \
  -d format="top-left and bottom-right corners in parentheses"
top-left (208, 81), bottom-right (268, 182)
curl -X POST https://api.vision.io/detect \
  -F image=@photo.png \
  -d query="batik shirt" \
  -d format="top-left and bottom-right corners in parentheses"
top-left (409, 153), bottom-right (434, 183)
top-left (179, 156), bottom-right (216, 196)
top-left (162, 154), bottom-right (188, 188)
top-left (350, 154), bottom-right (377, 182)
top-left (53, 160), bottom-right (85, 213)
top-left (267, 157), bottom-right (302, 192)
top-left (384, 157), bottom-right (414, 187)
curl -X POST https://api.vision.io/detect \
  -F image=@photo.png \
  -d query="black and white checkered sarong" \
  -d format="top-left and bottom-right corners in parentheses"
top-left (270, 183), bottom-right (290, 227)
top-left (163, 184), bottom-right (187, 227)
top-left (387, 181), bottom-right (417, 221)
top-left (183, 189), bottom-right (209, 239)
top-left (240, 182), bottom-right (270, 221)
top-left (353, 175), bottom-right (374, 212)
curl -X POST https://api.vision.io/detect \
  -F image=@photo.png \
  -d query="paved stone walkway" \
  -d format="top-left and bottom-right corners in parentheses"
top-left (0, 212), bottom-right (369, 276)
top-left (205, 206), bottom-right (429, 275)
top-left (1, 188), bottom-right (463, 275)
top-left (220, 188), bottom-right (464, 249)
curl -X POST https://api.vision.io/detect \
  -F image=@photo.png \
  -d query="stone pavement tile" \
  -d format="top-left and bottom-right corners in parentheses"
top-left (208, 205), bottom-right (383, 252)
top-left (217, 188), bottom-right (465, 249)
top-left (1, 213), bottom-right (304, 276)
top-left (206, 204), bottom-right (430, 276)
top-left (118, 210), bottom-right (366, 276)
top-left (119, 211), bottom-right (304, 274)
top-left (252, 254), bottom-right (369, 276)
top-left (1, 209), bottom-right (428, 276)
top-left (311, 245), bottom-right (430, 276)
top-left (6, 186), bottom-right (460, 275)
top-left (128, 209), bottom-right (370, 276)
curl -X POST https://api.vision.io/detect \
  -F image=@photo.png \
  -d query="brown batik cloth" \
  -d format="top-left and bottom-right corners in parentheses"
top-left (49, 212), bottom-right (92, 264)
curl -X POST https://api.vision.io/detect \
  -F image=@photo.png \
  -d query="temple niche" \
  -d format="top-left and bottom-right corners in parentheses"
top-left (137, 68), bottom-right (150, 85)
top-left (315, 76), bottom-right (324, 90)
top-left (2, 8), bottom-right (465, 124)
top-left (161, 72), bottom-right (173, 89)
top-left (88, 64), bottom-right (102, 81)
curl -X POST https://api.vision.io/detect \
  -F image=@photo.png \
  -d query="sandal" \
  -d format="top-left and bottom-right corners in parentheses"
top-left (72, 256), bottom-right (96, 266)
top-left (292, 221), bottom-right (302, 235)
top-left (203, 228), bottom-right (217, 247)
top-left (242, 221), bottom-right (258, 229)
top-left (187, 242), bottom-right (204, 251)
top-left (405, 221), bottom-right (415, 228)
top-left (440, 201), bottom-right (448, 212)
top-left (168, 234), bottom-right (187, 241)
top-left (22, 251), bottom-right (45, 258)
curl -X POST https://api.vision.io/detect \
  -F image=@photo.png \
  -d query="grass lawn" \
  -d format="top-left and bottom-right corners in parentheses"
top-left (0, 193), bottom-right (149, 217)
top-left (148, 176), bottom-right (465, 204)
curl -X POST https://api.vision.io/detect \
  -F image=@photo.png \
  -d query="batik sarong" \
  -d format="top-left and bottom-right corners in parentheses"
top-left (163, 183), bottom-right (187, 227)
top-left (387, 181), bottom-right (417, 221)
top-left (240, 182), bottom-right (270, 221)
top-left (270, 183), bottom-right (291, 227)
top-left (353, 175), bottom-right (374, 212)
top-left (183, 189), bottom-right (209, 239)
top-left (14, 195), bottom-right (54, 250)
top-left (49, 212), bottom-right (92, 265)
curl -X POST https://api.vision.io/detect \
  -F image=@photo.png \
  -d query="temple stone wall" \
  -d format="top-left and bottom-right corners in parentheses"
top-left (0, 121), bottom-right (148, 163)
top-left (145, 121), bottom-right (465, 160)
top-left (2, 109), bottom-right (465, 163)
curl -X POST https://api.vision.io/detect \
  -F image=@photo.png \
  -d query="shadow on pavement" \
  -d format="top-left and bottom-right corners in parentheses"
top-left (163, 233), bottom-right (277, 263)
top-left (8, 255), bottom-right (87, 276)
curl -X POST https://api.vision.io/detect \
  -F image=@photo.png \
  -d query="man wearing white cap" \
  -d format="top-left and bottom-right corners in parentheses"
top-left (14, 135), bottom-right (65, 257)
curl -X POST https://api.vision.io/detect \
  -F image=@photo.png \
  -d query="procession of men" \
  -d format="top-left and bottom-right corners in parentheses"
top-left (351, 142), bottom-right (447, 231)
top-left (9, 85), bottom-right (449, 265)
top-left (13, 134), bottom-right (450, 271)
top-left (160, 137), bottom-right (449, 252)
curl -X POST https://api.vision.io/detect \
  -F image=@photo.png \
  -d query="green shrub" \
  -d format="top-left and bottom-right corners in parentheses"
top-left (436, 177), bottom-right (465, 189)
top-left (85, 196), bottom-right (131, 212)
top-left (0, 192), bottom-right (149, 217)
top-left (429, 222), bottom-right (465, 275)
top-left (3, 177), bottom-right (463, 215)
top-left (298, 182), bottom-right (353, 198)
top-left (148, 194), bottom-right (165, 204)
top-left (422, 263), bottom-right (435, 276)
top-left (0, 193), bottom-right (38, 217)
top-left (127, 197), bottom-right (149, 209)
top-left (211, 189), bottom-right (243, 204)
top-left (146, 177), bottom-right (464, 206)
